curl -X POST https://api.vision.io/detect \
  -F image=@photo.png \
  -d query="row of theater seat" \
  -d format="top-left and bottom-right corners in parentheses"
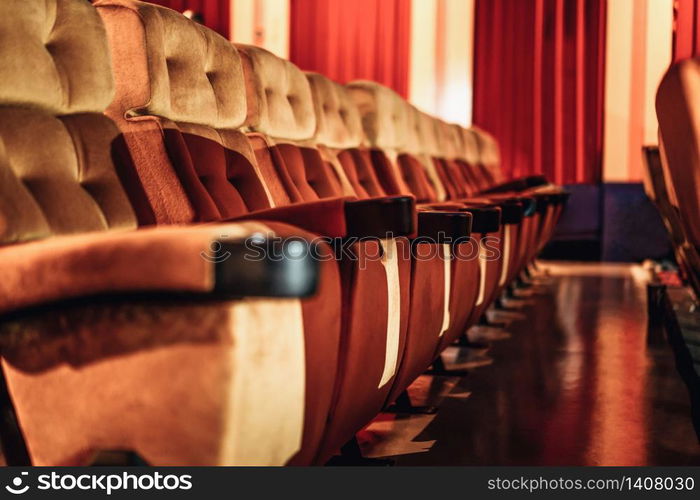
top-left (654, 59), bottom-right (700, 303)
top-left (0, 0), bottom-right (565, 466)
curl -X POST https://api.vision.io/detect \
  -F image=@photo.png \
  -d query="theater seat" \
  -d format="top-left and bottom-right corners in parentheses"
top-left (642, 146), bottom-right (700, 299)
top-left (93, 0), bottom-right (353, 465)
top-left (94, 0), bottom-right (421, 464)
top-left (656, 57), bottom-right (700, 300)
top-left (469, 125), bottom-right (569, 276)
top-left (233, 45), bottom-right (420, 462)
top-left (306, 72), bottom-right (474, 407)
top-left (415, 111), bottom-right (508, 334)
top-left (345, 81), bottom-right (495, 355)
top-left (0, 0), bottom-right (333, 466)
top-left (449, 124), bottom-right (535, 288)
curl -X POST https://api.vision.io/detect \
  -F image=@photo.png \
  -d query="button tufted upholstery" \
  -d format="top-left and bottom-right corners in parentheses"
top-left (0, 0), bottom-right (115, 115)
top-left (237, 44), bottom-right (316, 142)
top-left (434, 119), bottom-right (474, 199)
top-left (96, 0), bottom-right (246, 129)
top-left (96, 0), bottom-right (277, 224)
top-left (469, 125), bottom-right (503, 184)
top-left (345, 81), bottom-right (410, 152)
top-left (403, 106), bottom-right (425, 157)
top-left (416, 111), bottom-right (442, 160)
top-left (306, 72), bottom-right (365, 149)
top-left (0, 0), bottom-right (137, 245)
top-left (438, 120), bottom-right (463, 161)
top-left (459, 126), bottom-right (481, 168)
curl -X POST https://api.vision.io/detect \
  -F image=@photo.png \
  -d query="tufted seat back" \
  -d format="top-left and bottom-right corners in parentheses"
top-left (306, 73), bottom-right (364, 150)
top-left (469, 126), bottom-right (504, 185)
top-left (436, 120), bottom-right (476, 198)
top-left (0, 0), bottom-right (137, 245)
top-left (238, 45), bottom-right (316, 143)
top-left (451, 125), bottom-right (488, 193)
top-left (411, 111), bottom-right (449, 201)
top-left (345, 81), bottom-right (410, 155)
top-left (96, 0), bottom-right (276, 222)
top-left (344, 81), bottom-right (417, 197)
top-left (237, 44), bottom-right (350, 203)
top-left (305, 72), bottom-right (388, 199)
top-left (460, 127), bottom-right (481, 167)
top-left (385, 106), bottom-right (439, 203)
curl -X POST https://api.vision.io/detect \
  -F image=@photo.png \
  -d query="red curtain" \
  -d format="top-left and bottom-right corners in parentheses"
top-left (673, 0), bottom-right (700, 62)
top-left (289, 0), bottom-right (411, 98)
top-left (472, 0), bottom-right (606, 185)
top-left (145, 0), bottom-right (230, 38)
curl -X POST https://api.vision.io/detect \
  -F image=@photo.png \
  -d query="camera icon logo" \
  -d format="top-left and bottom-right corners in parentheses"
top-left (200, 240), bottom-right (232, 263)
top-left (5, 472), bottom-right (29, 495)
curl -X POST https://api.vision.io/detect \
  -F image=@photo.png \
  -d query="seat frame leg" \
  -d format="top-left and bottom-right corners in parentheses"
top-left (325, 436), bottom-right (394, 466)
top-left (457, 333), bottom-right (489, 349)
top-left (384, 390), bottom-right (438, 415)
top-left (479, 312), bottom-right (507, 329)
top-left (424, 355), bottom-right (471, 377)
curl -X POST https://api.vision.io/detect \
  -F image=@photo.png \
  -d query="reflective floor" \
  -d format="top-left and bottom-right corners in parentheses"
top-left (360, 262), bottom-right (700, 466)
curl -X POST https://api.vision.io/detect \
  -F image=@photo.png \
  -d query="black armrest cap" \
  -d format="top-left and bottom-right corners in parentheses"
top-left (345, 196), bottom-right (415, 238)
top-left (417, 211), bottom-right (472, 243)
top-left (462, 206), bottom-right (501, 234)
top-left (214, 238), bottom-right (320, 298)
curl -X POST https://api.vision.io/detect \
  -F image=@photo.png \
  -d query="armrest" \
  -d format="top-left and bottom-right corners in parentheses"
top-left (461, 206), bottom-right (502, 234)
top-left (480, 175), bottom-right (548, 194)
top-left (529, 193), bottom-right (561, 214)
top-left (416, 211), bottom-right (472, 243)
top-left (490, 191), bottom-right (563, 215)
top-left (457, 196), bottom-right (524, 224)
top-left (418, 202), bottom-right (501, 233)
top-left (534, 192), bottom-right (569, 211)
top-left (553, 192), bottom-right (571, 204)
top-left (509, 196), bottom-right (538, 217)
top-left (231, 196), bottom-right (416, 239)
top-left (0, 225), bottom-right (319, 317)
top-left (345, 196), bottom-right (416, 238)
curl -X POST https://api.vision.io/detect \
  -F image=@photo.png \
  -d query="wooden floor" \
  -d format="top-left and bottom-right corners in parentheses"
top-left (360, 262), bottom-right (700, 466)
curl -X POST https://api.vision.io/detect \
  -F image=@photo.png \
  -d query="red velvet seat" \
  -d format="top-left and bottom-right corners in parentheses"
top-left (94, 0), bottom-right (352, 465)
top-left (233, 46), bottom-right (422, 462)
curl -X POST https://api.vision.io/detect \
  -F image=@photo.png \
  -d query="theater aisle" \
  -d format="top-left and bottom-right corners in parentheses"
top-left (359, 262), bottom-right (700, 466)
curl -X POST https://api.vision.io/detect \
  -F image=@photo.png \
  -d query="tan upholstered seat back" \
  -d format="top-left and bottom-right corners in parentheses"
top-left (460, 127), bottom-right (481, 167)
top-left (97, 0), bottom-right (274, 222)
top-left (237, 44), bottom-right (316, 144)
top-left (306, 72), bottom-right (365, 150)
top-left (437, 120), bottom-right (462, 161)
top-left (345, 81), bottom-right (410, 154)
top-left (469, 126), bottom-right (503, 183)
top-left (0, 0), bottom-right (137, 245)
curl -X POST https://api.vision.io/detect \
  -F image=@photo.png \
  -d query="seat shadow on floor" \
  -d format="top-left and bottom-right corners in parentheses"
top-left (360, 264), bottom-right (700, 466)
